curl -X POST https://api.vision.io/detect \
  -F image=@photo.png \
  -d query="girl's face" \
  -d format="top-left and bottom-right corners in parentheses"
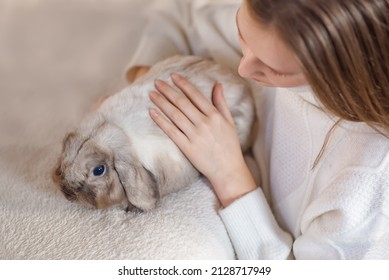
top-left (236, 1), bottom-right (308, 87)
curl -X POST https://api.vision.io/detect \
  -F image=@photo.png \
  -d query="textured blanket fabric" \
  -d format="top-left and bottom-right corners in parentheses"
top-left (0, 0), bottom-right (235, 259)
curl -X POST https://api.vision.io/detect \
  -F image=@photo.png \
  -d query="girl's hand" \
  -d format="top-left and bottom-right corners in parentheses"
top-left (149, 73), bottom-right (257, 207)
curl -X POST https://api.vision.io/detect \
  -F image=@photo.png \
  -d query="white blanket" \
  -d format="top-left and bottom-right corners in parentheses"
top-left (0, 0), bottom-right (235, 259)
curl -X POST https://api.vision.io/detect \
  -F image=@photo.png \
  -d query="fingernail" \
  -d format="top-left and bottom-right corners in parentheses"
top-left (213, 81), bottom-right (220, 90)
top-left (171, 73), bottom-right (181, 81)
top-left (149, 91), bottom-right (159, 99)
top-left (154, 79), bottom-right (164, 87)
top-left (149, 108), bottom-right (159, 118)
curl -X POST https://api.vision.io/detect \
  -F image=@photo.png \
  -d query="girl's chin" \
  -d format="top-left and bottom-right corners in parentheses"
top-left (252, 78), bottom-right (308, 88)
top-left (252, 78), bottom-right (275, 87)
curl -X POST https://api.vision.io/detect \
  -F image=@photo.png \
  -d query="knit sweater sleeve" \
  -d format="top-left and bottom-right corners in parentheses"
top-left (219, 188), bottom-right (293, 259)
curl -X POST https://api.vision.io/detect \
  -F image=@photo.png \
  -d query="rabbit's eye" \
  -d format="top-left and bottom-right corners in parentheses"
top-left (93, 165), bottom-right (106, 176)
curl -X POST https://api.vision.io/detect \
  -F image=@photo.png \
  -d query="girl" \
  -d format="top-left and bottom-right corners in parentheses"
top-left (126, 0), bottom-right (389, 259)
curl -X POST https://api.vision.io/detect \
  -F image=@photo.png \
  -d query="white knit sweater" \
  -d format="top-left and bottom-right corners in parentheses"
top-left (127, 0), bottom-right (389, 259)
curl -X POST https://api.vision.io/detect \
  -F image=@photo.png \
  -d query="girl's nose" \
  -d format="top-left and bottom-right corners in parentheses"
top-left (238, 49), bottom-right (265, 79)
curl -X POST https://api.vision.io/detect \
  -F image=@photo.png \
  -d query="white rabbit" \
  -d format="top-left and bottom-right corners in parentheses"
top-left (52, 55), bottom-right (255, 212)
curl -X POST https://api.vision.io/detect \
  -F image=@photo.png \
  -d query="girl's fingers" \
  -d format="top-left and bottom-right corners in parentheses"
top-left (149, 108), bottom-right (190, 151)
top-left (154, 79), bottom-right (205, 125)
top-left (212, 82), bottom-right (235, 125)
top-left (170, 73), bottom-right (217, 116)
top-left (149, 91), bottom-right (196, 138)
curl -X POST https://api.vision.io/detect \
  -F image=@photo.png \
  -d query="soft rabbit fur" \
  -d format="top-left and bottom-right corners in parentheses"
top-left (53, 55), bottom-right (255, 212)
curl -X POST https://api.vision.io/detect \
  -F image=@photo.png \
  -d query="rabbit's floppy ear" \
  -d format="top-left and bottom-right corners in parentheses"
top-left (113, 147), bottom-right (159, 211)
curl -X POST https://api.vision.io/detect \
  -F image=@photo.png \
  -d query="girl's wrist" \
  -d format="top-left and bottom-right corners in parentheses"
top-left (210, 162), bottom-right (257, 208)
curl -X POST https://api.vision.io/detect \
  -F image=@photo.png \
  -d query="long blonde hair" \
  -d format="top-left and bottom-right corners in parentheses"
top-left (248, 0), bottom-right (389, 129)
